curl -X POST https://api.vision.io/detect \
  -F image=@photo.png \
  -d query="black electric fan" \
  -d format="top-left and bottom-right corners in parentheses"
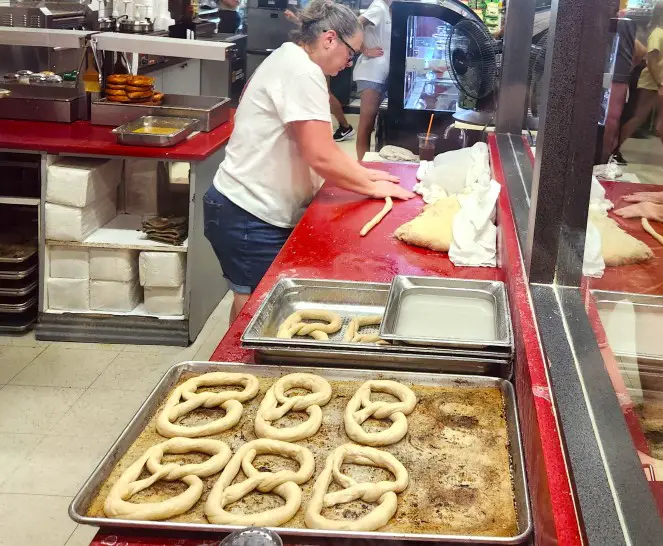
top-left (446, 17), bottom-right (499, 126)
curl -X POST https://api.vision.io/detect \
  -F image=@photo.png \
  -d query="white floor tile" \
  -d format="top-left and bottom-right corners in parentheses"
top-left (10, 346), bottom-right (119, 389)
top-left (0, 433), bottom-right (43, 488)
top-left (1, 433), bottom-right (112, 496)
top-left (90, 352), bottom-right (177, 394)
top-left (0, 346), bottom-right (46, 384)
top-left (50, 388), bottom-right (148, 440)
top-left (0, 385), bottom-right (84, 434)
top-left (64, 525), bottom-right (99, 546)
top-left (51, 341), bottom-right (122, 351)
top-left (0, 494), bottom-right (76, 546)
top-left (0, 331), bottom-right (51, 348)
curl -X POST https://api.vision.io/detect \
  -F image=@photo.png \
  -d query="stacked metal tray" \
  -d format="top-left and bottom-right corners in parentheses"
top-left (242, 277), bottom-right (514, 378)
top-left (0, 239), bottom-right (38, 332)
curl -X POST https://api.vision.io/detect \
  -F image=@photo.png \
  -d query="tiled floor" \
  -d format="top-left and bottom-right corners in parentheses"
top-left (621, 136), bottom-right (663, 186)
top-left (0, 291), bottom-right (233, 546)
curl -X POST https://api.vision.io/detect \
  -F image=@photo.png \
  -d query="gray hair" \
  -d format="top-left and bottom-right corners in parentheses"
top-left (292, 0), bottom-right (361, 45)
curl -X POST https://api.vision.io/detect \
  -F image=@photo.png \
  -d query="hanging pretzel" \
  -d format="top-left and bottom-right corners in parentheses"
top-left (276, 309), bottom-right (342, 340)
top-left (156, 372), bottom-right (260, 438)
top-left (104, 438), bottom-right (232, 521)
top-left (344, 380), bottom-right (417, 446)
top-left (205, 439), bottom-right (315, 526)
top-left (343, 315), bottom-right (388, 344)
top-left (305, 443), bottom-right (409, 531)
top-left (254, 373), bottom-right (332, 441)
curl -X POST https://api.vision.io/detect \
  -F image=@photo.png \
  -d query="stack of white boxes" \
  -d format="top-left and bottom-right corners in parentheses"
top-left (90, 249), bottom-right (141, 312)
top-left (45, 158), bottom-right (121, 242)
top-left (140, 251), bottom-right (186, 316)
top-left (48, 247), bottom-right (90, 311)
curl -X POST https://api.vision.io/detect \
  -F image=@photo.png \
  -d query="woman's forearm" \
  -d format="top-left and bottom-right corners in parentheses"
top-left (308, 146), bottom-right (377, 195)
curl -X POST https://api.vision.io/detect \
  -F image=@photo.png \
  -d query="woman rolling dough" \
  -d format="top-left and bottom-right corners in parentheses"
top-left (204, 0), bottom-right (414, 321)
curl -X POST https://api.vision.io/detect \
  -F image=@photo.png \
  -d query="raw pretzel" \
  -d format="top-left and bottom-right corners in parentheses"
top-left (344, 380), bottom-right (417, 446)
top-left (255, 373), bottom-right (332, 441)
top-left (304, 443), bottom-right (409, 531)
top-left (276, 309), bottom-right (342, 340)
top-left (156, 372), bottom-right (260, 438)
top-left (104, 438), bottom-right (231, 521)
top-left (642, 218), bottom-right (663, 246)
top-left (205, 439), bottom-right (315, 526)
top-left (360, 197), bottom-right (393, 236)
top-left (343, 315), bottom-right (388, 344)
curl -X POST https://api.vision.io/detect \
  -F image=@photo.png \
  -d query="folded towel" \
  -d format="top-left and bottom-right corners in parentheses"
top-left (141, 216), bottom-right (188, 246)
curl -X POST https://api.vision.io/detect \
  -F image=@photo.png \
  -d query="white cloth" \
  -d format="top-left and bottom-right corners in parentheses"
top-left (414, 143), bottom-right (490, 204)
top-left (449, 178), bottom-right (501, 267)
top-left (582, 177), bottom-right (614, 278)
top-left (213, 42), bottom-right (331, 228)
top-left (353, 0), bottom-right (391, 84)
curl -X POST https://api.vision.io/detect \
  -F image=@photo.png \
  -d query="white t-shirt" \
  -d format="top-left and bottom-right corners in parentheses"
top-left (213, 42), bottom-right (331, 228)
top-left (353, 0), bottom-right (391, 84)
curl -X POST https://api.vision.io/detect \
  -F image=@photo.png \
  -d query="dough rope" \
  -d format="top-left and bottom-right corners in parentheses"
top-left (642, 217), bottom-right (663, 246)
top-left (343, 315), bottom-right (388, 344)
top-left (276, 309), bottom-right (342, 340)
top-left (255, 373), bottom-right (332, 441)
top-left (360, 197), bottom-right (393, 236)
top-left (204, 439), bottom-right (315, 526)
top-left (344, 380), bottom-right (417, 446)
top-left (304, 443), bottom-right (409, 531)
top-left (156, 372), bottom-right (260, 438)
top-left (104, 438), bottom-right (231, 521)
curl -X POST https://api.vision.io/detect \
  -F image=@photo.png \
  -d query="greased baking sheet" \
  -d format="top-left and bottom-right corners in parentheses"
top-left (70, 361), bottom-right (532, 543)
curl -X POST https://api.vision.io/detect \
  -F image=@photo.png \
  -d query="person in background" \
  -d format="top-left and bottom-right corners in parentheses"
top-left (615, 2), bottom-right (663, 158)
top-left (285, 7), bottom-right (356, 141)
top-left (353, 0), bottom-right (392, 161)
top-left (602, 14), bottom-right (647, 164)
top-left (204, 0), bottom-right (413, 322)
top-left (217, 0), bottom-right (243, 33)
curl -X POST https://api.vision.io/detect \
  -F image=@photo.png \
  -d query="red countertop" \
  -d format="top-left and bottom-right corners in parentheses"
top-left (91, 143), bottom-right (581, 545)
top-left (0, 118), bottom-right (233, 161)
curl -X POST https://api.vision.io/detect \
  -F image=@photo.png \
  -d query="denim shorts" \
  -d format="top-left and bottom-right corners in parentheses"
top-left (356, 79), bottom-right (388, 97)
top-left (203, 185), bottom-right (292, 294)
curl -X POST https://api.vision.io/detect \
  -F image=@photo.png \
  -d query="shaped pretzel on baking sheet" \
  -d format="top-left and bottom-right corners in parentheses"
top-left (204, 438), bottom-right (315, 526)
top-left (104, 437), bottom-right (232, 521)
top-left (156, 372), bottom-right (260, 438)
top-left (344, 380), bottom-right (417, 446)
top-left (305, 443), bottom-right (409, 531)
top-left (276, 309), bottom-right (343, 340)
top-left (255, 373), bottom-right (332, 442)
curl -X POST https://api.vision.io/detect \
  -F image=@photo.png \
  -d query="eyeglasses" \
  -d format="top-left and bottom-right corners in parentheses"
top-left (326, 30), bottom-right (358, 61)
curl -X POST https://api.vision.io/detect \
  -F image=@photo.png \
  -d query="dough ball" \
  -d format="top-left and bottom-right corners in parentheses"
top-left (394, 197), bottom-right (461, 252)
top-left (590, 212), bottom-right (653, 266)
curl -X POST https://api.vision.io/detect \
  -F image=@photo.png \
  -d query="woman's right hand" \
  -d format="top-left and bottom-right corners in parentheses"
top-left (371, 180), bottom-right (415, 200)
top-left (623, 191), bottom-right (663, 204)
top-left (363, 47), bottom-right (384, 58)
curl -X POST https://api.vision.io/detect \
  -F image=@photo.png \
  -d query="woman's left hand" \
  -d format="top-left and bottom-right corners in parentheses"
top-left (365, 168), bottom-right (400, 183)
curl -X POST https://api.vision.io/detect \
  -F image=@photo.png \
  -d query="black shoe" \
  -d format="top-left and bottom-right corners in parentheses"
top-left (612, 151), bottom-right (627, 165)
top-left (333, 125), bottom-right (355, 142)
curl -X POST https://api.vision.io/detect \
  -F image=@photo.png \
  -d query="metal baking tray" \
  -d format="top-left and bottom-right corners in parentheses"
top-left (242, 278), bottom-right (512, 376)
top-left (0, 241), bottom-right (37, 263)
top-left (0, 274), bottom-right (38, 297)
top-left (380, 276), bottom-right (513, 352)
top-left (92, 95), bottom-right (231, 132)
top-left (112, 116), bottom-right (198, 147)
top-left (0, 260), bottom-right (37, 280)
top-left (0, 293), bottom-right (37, 313)
top-left (0, 308), bottom-right (36, 332)
top-left (593, 290), bottom-right (663, 364)
top-left (69, 361), bottom-right (532, 543)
